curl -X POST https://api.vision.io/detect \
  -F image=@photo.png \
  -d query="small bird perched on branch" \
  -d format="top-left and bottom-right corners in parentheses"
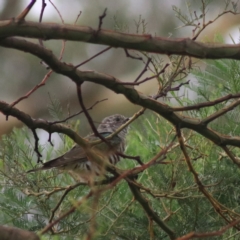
top-left (27, 114), bottom-right (129, 182)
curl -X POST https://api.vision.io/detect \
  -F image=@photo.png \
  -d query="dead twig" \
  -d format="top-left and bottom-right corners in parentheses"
top-left (74, 46), bottom-right (112, 69)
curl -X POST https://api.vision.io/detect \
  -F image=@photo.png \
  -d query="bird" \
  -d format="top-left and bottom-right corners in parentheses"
top-left (27, 114), bottom-right (129, 182)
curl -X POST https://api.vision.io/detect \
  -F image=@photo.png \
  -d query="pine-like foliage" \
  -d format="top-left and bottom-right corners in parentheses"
top-left (2, 65), bottom-right (240, 239)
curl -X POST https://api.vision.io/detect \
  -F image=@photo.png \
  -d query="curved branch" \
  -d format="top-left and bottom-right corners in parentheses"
top-left (0, 101), bottom-right (87, 147)
top-left (1, 38), bottom-right (240, 149)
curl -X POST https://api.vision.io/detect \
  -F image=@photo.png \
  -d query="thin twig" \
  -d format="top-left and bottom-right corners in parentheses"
top-left (49, 0), bottom-right (64, 24)
top-left (134, 57), bottom-right (152, 82)
top-left (40, 190), bottom-right (93, 235)
top-left (16, 0), bottom-right (36, 20)
top-left (10, 70), bottom-right (53, 108)
top-left (176, 125), bottom-right (240, 228)
top-left (38, 0), bottom-right (47, 47)
top-left (76, 83), bottom-right (109, 145)
top-left (202, 99), bottom-right (240, 125)
top-left (173, 93), bottom-right (240, 111)
top-left (221, 146), bottom-right (240, 167)
top-left (154, 80), bottom-right (190, 99)
top-left (74, 11), bottom-right (82, 25)
top-left (96, 8), bottom-right (107, 35)
top-left (122, 63), bottom-right (169, 86)
top-left (74, 46), bottom-right (112, 69)
top-left (49, 98), bottom-right (108, 125)
top-left (124, 49), bottom-right (143, 60)
top-left (31, 128), bottom-right (42, 163)
top-left (176, 218), bottom-right (240, 240)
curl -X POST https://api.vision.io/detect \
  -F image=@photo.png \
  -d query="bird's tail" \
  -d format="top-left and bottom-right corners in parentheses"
top-left (26, 157), bottom-right (60, 173)
top-left (27, 168), bottom-right (41, 173)
top-left (26, 166), bottom-right (49, 173)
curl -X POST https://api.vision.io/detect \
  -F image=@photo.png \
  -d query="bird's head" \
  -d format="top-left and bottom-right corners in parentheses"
top-left (98, 114), bottom-right (129, 133)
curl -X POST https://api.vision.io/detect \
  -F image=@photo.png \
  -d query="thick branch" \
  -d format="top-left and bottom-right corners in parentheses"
top-left (1, 38), bottom-right (240, 148)
top-left (0, 101), bottom-right (87, 147)
top-left (0, 20), bottom-right (240, 59)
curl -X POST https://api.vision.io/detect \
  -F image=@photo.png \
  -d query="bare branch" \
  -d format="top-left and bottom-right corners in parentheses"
top-left (74, 46), bottom-right (112, 69)
top-left (176, 126), bottom-right (240, 227)
top-left (97, 8), bottom-right (107, 34)
top-left (202, 99), bottom-right (240, 125)
top-left (10, 70), bottom-right (52, 108)
top-left (49, 0), bottom-right (64, 24)
top-left (176, 219), bottom-right (240, 240)
top-left (2, 38), bottom-right (240, 148)
top-left (128, 181), bottom-right (176, 239)
top-left (2, 21), bottom-right (240, 60)
top-left (134, 57), bottom-right (151, 82)
top-left (31, 128), bottom-right (42, 163)
top-left (40, 190), bottom-right (93, 235)
top-left (16, 0), bottom-right (36, 21)
top-left (74, 11), bottom-right (82, 25)
top-left (123, 63), bottom-right (169, 86)
top-left (50, 98), bottom-right (107, 125)
top-left (173, 93), bottom-right (240, 111)
top-left (39, 0), bottom-right (47, 23)
top-left (124, 49), bottom-right (143, 60)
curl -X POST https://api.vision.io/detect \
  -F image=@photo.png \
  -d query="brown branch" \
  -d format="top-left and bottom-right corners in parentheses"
top-left (97, 8), bottom-right (107, 34)
top-left (134, 57), bottom-right (151, 82)
top-left (176, 126), bottom-right (240, 227)
top-left (39, 0), bottom-right (46, 23)
top-left (76, 84), bottom-right (109, 145)
top-left (106, 136), bottom-right (176, 186)
top-left (176, 219), bottom-right (240, 240)
top-left (128, 181), bottom-right (176, 239)
top-left (40, 190), bottom-right (94, 235)
top-left (38, 0), bottom-right (46, 47)
top-left (173, 93), bottom-right (240, 111)
top-left (31, 128), bottom-right (42, 162)
top-left (124, 49), bottom-right (143, 60)
top-left (49, 181), bottom-right (88, 224)
top-left (49, 98), bottom-right (107, 125)
top-left (0, 101), bottom-right (88, 148)
top-left (123, 63), bottom-right (169, 85)
top-left (2, 21), bottom-right (240, 60)
top-left (221, 146), bottom-right (240, 167)
top-left (116, 152), bottom-right (143, 165)
top-left (47, 176), bottom-right (119, 230)
top-left (154, 79), bottom-right (190, 99)
top-left (49, 0), bottom-right (64, 24)
top-left (74, 46), bottom-right (112, 69)
top-left (16, 0), bottom-right (36, 21)
top-left (2, 38), bottom-right (240, 149)
top-left (192, 10), bottom-right (239, 40)
top-left (202, 99), bottom-right (240, 125)
top-left (74, 11), bottom-right (82, 25)
top-left (10, 70), bottom-right (52, 108)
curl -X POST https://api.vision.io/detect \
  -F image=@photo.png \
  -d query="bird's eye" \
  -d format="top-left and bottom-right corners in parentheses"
top-left (115, 117), bottom-right (120, 122)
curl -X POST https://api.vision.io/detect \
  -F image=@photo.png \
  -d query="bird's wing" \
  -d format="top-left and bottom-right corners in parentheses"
top-left (27, 145), bottom-right (87, 173)
top-left (27, 132), bottom-right (121, 173)
top-left (44, 145), bottom-right (87, 168)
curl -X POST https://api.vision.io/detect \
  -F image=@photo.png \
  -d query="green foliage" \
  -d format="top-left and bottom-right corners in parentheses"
top-left (1, 110), bottom-right (240, 239)
top-left (2, 47), bottom-right (240, 240)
